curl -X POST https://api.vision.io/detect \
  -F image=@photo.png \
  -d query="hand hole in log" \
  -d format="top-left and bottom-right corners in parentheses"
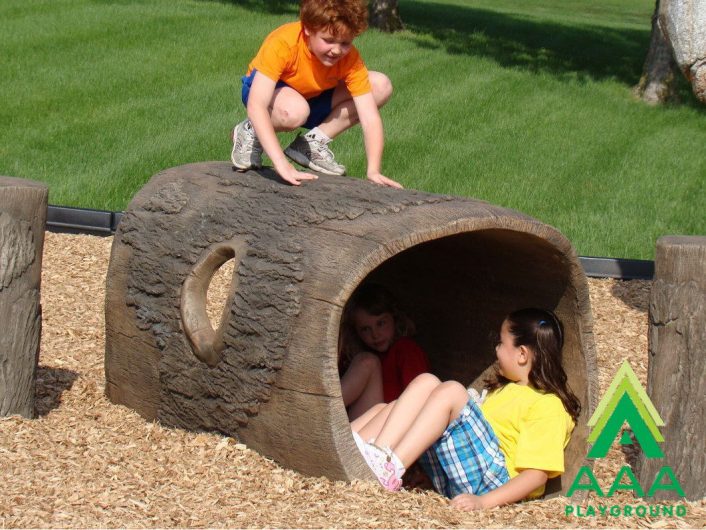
top-left (180, 239), bottom-right (245, 367)
top-left (206, 258), bottom-right (236, 331)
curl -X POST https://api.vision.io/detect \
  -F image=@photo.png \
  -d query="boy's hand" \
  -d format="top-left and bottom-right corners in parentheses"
top-left (276, 162), bottom-right (319, 186)
top-left (450, 493), bottom-right (485, 511)
top-left (367, 172), bottom-right (403, 189)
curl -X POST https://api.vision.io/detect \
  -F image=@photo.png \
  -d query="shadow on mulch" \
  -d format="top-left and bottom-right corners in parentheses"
top-left (201, 0), bottom-right (297, 15)
top-left (610, 279), bottom-right (651, 313)
top-left (35, 366), bottom-right (78, 417)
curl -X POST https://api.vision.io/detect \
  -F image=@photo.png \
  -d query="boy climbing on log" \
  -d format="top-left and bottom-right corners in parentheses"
top-left (231, 0), bottom-right (402, 188)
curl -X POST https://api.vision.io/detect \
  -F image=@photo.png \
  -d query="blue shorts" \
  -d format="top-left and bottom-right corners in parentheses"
top-left (420, 397), bottom-right (510, 498)
top-left (241, 70), bottom-right (335, 130)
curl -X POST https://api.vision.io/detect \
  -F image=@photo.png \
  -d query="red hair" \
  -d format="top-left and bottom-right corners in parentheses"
top-left (300, 0), bottom-right (368, 37)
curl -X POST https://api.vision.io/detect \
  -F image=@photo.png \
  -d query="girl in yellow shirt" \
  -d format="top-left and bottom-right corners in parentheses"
top-left (351, 308), bottom-right (582, 510)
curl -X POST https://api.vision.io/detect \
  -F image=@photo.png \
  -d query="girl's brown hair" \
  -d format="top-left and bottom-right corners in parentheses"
top-left (485, 308), bottom-right (582, 422)
top-left (300, 0), bottom-right (368, 37)
top-left (338, 283), bottom-right (414, 369)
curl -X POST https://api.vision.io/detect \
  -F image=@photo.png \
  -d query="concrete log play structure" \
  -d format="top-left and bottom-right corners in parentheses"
top-left (638, 236), bottom-right (706, 501)
top-left (0, 177), bottom-right (47, 418)
top-left (104, 162), bottom-right (598, 493)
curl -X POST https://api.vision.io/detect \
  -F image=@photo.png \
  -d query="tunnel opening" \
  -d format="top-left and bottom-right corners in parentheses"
top-left (339, 228), bottom-right (589, 496)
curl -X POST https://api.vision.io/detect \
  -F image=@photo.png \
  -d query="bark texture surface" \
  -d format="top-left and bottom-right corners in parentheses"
top-left (659, 0), bottom-right (706, 103)
top-left (638, 236), bottom-right (706, 501)
top-left (105, 162), bottom-right (598, 489)
top-left (0, 177), bottom-right (48, 418)
top-left (637, 0), bottom-right (680, 104)
top-left (369, 0), bottom-right (404, 32)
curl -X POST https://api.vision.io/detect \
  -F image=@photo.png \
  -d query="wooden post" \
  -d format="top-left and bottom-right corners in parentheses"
top-left (0, 177), bottom-right (48, 418)
top-left (639, 236), bottom-right (706, 500)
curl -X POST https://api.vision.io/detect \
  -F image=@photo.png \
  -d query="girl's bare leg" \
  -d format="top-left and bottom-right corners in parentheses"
top-left (377, 380), bottom-right (469, 468)
top-left (351, 402), bottom-right (388, 432)
top-left (352, 401), bottom-right (394, 442)
top-left (341, 352), bottom-right (384, 420)
top-left (370, 373), bottom-right (442, 447)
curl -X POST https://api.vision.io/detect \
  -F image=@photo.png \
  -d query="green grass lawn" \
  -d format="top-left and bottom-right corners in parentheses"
top-left (1, 0), bottom-right (704, 259)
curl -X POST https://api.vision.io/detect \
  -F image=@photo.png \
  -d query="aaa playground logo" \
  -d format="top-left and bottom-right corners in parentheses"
top-left (564, 361), bottom-right (687, 519)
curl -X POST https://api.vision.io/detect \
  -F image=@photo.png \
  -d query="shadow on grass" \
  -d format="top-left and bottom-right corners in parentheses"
top-left (201, 0), bottom-right (297, 15)
top-left (400, 1), bottom-right (703, 108)
top-left (400, 0), bottom-right (650, 85)
top-left (35, 366), bottom-right (78, 417)
top-left (222, 0), bottom-right (649, 84)
top-left (216, 0), bottom-right (703, 108)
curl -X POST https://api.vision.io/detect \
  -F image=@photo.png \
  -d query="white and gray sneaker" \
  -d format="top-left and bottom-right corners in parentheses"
top-left (284, 132), bottom-right (346, 176)
top-left (231, 119), bottom-right (263, 171)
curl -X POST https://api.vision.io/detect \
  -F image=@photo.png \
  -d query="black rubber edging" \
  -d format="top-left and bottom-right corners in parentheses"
top-left (47, 205), bottom-right (123, 236)
top-left (578, 256), bottom-right (654, 281)
top-left (46, 205), bottom-right (655, 280)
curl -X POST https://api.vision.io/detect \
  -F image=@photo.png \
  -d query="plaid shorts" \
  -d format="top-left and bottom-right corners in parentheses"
top-left (420, 397), bottom-right (509, 498)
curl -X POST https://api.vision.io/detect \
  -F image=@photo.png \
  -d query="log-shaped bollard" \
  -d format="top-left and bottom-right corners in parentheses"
top-left (0, 177), bottom-right (48, 418)
top-left (638, 236), bottom-right (706, 500)
top-left (105, 162), bottom-right (597, 492)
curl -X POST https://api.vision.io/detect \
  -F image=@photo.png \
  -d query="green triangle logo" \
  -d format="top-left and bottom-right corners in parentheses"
top-left (587, 361), bottom-right (665, 459)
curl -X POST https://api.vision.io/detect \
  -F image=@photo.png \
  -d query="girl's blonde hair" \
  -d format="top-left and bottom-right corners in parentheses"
top-left (338, 283), bottom-right (415, 369)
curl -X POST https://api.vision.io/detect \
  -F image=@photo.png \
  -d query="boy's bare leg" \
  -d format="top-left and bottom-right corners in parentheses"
top-left (341, 352), bottom-right (384, 420)
top-left (376, 380), bottom-right (469, 468)
top-left (267, 86), bottom-right (311, 131)
top-left (317, 71), bottom-right (393, 139)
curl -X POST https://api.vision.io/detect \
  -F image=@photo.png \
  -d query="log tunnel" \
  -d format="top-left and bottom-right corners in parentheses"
top-left (105, 162), bottom-right (598, 496)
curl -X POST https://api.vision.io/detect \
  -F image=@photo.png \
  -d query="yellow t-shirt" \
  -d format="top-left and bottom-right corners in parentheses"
top-left (480, 383), bottom-right (574, 498)
top-left (248, 21), bottom-right (371, 99)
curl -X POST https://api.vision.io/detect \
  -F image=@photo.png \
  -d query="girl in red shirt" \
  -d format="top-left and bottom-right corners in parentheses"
top-left (339, 283), bottom-right (430, 420)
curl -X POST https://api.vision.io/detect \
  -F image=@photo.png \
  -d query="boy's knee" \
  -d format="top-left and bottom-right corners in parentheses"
top-left (370, 72), bottom-right (393, 107)
top-left (273, 101), bottom-right (309, 130)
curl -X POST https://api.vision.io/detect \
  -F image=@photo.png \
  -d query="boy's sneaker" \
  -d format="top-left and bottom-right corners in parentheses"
top-left (284, 132), bottom-right (346, 176)
top-left (231, 119), bottom-right (262, 171)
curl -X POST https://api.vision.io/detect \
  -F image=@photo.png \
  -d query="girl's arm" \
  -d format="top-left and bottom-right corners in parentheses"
top-left (450, 469), bottom-right (549, 511)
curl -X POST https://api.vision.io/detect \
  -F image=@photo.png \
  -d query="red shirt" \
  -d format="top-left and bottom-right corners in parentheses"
top-left (379, 337), bottom-right (430, 403)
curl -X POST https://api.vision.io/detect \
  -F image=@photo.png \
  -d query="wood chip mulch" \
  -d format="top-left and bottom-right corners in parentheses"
top-left (1, 233), bottom-right (704, 528)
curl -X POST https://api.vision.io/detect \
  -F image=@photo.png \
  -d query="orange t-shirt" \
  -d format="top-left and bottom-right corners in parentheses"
top-left (247, 21), bottom-right (371, 99)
